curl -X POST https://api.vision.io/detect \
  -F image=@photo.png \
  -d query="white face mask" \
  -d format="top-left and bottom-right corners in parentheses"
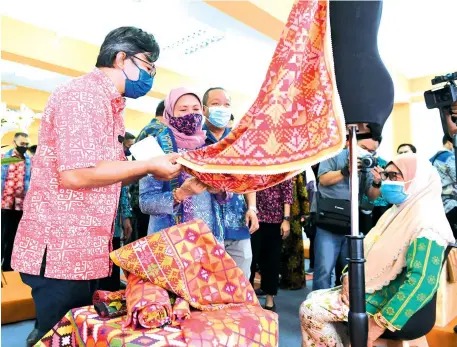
top-left (357, 146), bottom-right (371, 158)
top-left (208, 106), bottom-right (232, 128)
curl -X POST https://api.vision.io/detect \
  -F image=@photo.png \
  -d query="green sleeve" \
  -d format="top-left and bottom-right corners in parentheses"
top-left (379, 237), bottom-right (445, 330)
top-left (366, 286), bottom-right (390, 316)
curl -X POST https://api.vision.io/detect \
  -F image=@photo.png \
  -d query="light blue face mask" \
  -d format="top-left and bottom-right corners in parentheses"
top-left (380, 181), bottom-right (409, 205)
top-left (123, 63), bottom-right (154, 99)
top-left (208, 106), bottom-right (232, 128)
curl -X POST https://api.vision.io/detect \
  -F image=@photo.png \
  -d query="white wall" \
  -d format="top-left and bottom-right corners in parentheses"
top-left (410, 102), bottom-right (444, 160)
top-left (377, 115), bottom-right (394, 162)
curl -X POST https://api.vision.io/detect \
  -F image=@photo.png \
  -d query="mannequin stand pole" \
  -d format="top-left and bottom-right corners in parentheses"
top-left (347, 125), bottom-right (368, 347)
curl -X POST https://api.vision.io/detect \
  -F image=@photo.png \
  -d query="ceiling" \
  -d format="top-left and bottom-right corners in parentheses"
top-left (1, 60), bottom-right (163, 114)
top-left (1, 0), bottom-right (456, 105)
top-left (1, 0), bottom-right (275, 96)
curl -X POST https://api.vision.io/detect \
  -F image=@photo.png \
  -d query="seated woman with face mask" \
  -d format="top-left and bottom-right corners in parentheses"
top-left (299, 154), bottom-right (455, 347)
top-left (139, 88), bottom-right (230, 243)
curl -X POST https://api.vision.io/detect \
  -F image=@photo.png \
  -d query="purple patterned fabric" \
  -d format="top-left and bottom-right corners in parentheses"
top-left (256, 180), bottom-right (294, 224)
top-left (168, 113), bottom-right (203, 136)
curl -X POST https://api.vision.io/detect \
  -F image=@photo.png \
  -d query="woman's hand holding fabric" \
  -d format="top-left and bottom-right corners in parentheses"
top-left (177, 178), bottom-right (207, 200)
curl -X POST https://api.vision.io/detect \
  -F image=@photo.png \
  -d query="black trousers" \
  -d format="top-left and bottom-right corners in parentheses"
top-left (20, 256), bottom-right (97, 338)
top-left (132, 207), bottom-right (149, 241)
top-left (96, 237), bottom-right (121, 292)
top-left (249, 222), bottom-right (282, 296)
top-left (1, 209), bottom-right (23, 271)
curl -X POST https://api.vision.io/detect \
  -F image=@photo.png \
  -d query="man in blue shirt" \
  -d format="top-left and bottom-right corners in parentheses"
top-left (312, 134), bottom-right (383, 290)
top-left (202, 87), bottom-right (259, 278)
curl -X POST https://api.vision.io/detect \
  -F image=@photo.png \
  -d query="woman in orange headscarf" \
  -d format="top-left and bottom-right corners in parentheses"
top-left (299, 154), bottom-right (455, 347)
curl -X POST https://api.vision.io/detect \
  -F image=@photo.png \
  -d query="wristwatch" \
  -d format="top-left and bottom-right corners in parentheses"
top-left (248, 206), bottom-right (258, 214)
top-left (372, 181), bottom-right (382, 189)
top-left (283, 216), bottom-right (290, 221)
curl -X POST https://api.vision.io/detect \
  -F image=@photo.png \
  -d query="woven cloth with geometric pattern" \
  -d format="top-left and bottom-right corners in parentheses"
top-left (110, 219), bottom-right (260, 311)
top-left (35, 304), bottom-right (278, 347)
top-left (177, 0), bottom-right (345, 194)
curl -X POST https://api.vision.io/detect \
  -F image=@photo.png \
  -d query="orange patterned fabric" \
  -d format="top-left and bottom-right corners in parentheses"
top-left (181, 306), bottom-right (279, 347)
top-left (178, 0), bottom-right (345, 193)
top-left (37, 305), bottom-right (278, 347)
top-left (92, 290), bottom-right (125, 304)
top-left (172, 297), bottom-right (191, 326)
top-left (110, 219), bottom-right (259, 310)
top-left (124, 274), bottom-right (172, 329)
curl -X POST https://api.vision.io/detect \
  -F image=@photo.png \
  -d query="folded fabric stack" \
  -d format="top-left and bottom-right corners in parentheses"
top-left (110, 219), bottom-right (259, 311)
top-left (36, 220), bottom-right (278, 347)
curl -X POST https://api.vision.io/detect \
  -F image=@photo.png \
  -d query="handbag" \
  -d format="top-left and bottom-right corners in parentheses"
top-left (315, 193), bottom-right (351, 234)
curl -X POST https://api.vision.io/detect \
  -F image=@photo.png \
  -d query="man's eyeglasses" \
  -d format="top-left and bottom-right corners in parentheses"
top-left (130, 55), bottom-right (156, 77)
top-left (380, 171), bottom-right (403, 181)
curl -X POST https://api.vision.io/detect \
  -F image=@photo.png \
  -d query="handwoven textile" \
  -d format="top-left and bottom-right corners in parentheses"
top-left (171, 297), bottom-right (191, 326)
top-left (36, 304), bottom-right (277, 347)
top-left (93, 290), bottom-right (126, 304)
top-left (92, 290), bottom-right (127, 319)
top-left (110, 219), bottom-right (259, 310)
top-left (177, 0), bottom-right (345, 193)
top-left (36, 306), bottom-right (186, 347)
top-left (35, 310), bottom-right (84, 347)
top-left (124, 274), bottom-right (172, 329)
top-left (181, 305), bottom-right (278, 347)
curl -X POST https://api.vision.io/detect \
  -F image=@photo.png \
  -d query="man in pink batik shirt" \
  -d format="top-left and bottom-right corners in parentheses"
top-left (11, 27), bottom-right (182, 346)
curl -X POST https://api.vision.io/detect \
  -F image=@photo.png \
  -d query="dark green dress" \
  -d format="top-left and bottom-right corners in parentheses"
top-left (280, 173), bottom-right (310, 289)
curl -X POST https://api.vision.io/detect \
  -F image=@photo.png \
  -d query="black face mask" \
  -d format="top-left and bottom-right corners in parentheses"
top-left (124, 148), bottom-right (132, 157)
top-left (15, 145), bottom-right (28, 156)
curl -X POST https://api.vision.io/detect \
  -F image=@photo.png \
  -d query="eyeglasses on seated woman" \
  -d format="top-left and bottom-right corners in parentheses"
top-left (299, 154), bottom-right (455, 347)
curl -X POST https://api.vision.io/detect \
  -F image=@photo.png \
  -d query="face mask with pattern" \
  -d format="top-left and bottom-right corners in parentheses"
top-left (168, 113), bottom-right (203, 136)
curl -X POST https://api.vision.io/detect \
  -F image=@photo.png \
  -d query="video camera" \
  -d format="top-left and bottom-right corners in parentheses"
top-left (424, 72), bottom-right (457, 114)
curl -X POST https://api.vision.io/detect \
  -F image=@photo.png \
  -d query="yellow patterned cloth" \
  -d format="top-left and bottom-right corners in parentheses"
top-left (178, 0), bottom-right (345, 193)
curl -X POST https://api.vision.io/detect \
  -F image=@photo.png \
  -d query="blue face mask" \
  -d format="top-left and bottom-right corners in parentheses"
top-left (124, 148), bottom-right (132, 157)
top-left (208, 106), bottom-right (232, 128)
top-left (123, 65), bottom-right (154, 99)
top-left (380, 181), bottom-right (409, 205)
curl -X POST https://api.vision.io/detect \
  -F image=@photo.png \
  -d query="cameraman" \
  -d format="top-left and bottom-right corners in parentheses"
top-left (312, 132), bottom-right (382, 291)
